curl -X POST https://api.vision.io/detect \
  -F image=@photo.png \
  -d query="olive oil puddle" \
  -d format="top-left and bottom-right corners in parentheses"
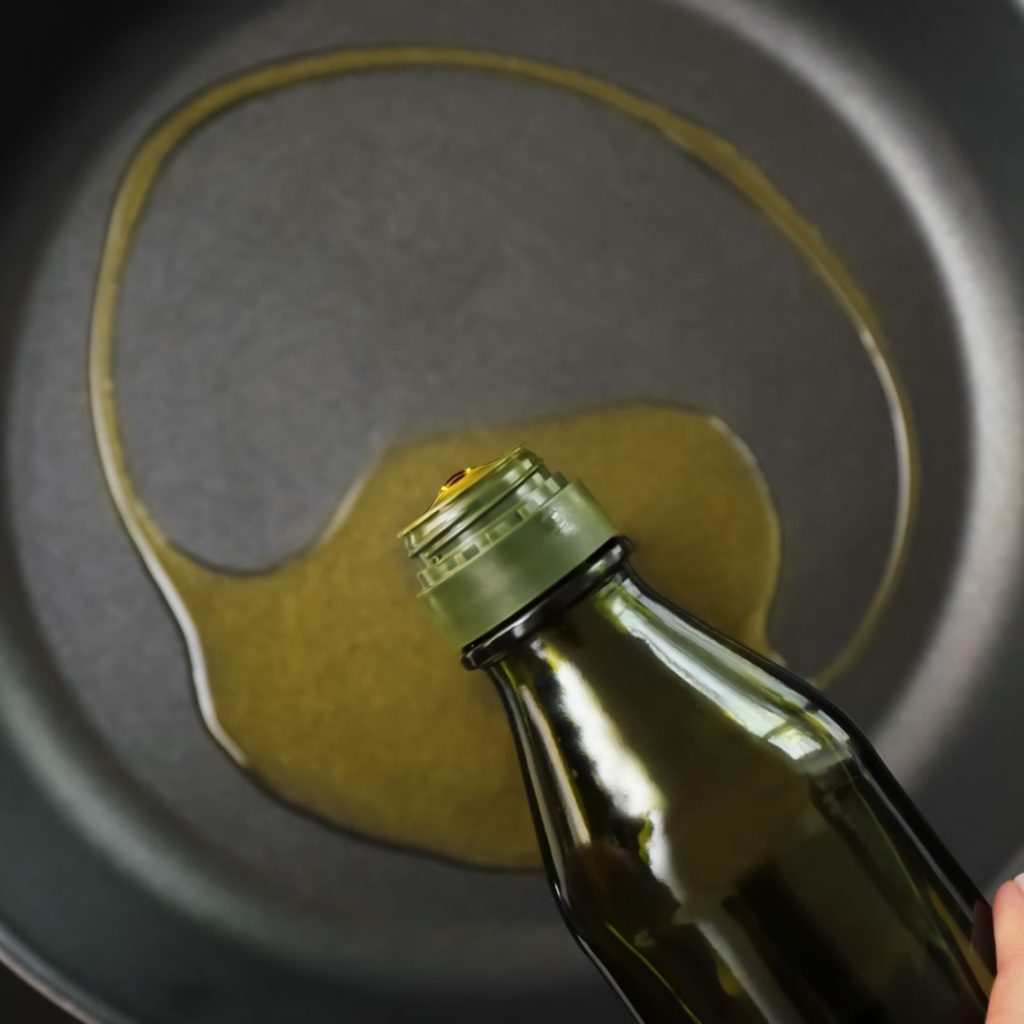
top-left (89, 47), bottom-right (917, 868)
top-left (132, 406), bottom-right (783, 867)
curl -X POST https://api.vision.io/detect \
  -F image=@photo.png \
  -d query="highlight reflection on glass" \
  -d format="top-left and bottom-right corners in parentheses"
top-left (543, 651), bottom-right (683, 901)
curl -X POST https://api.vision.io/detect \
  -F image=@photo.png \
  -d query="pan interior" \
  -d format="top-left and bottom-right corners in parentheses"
top-left (3, 0), bottom-right (1022, 1015)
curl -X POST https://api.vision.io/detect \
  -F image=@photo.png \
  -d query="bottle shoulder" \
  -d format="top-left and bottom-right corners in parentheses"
top-left (484, 554), bottom-right (877, 777)
top-left (587, 570), bottom-right (869, 754)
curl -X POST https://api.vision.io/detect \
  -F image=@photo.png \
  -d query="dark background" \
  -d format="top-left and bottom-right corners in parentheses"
top-left (2, 7), bottom-right (143, 1022)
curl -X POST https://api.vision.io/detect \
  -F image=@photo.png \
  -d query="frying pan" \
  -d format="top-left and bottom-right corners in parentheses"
top-left (2, 0), bottom-right (1024, 1021)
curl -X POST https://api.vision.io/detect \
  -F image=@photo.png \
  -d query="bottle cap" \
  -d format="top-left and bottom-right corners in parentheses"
top-left (399, 447), bottom-right (618, 648)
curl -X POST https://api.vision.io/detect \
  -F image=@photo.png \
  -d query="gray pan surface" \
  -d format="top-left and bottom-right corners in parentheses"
top-left (1, 0), bottom-right (1024, 1020)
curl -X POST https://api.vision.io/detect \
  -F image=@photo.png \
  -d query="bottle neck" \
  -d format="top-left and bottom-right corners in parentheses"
top-left (460, 538), bottom-right (633, 670)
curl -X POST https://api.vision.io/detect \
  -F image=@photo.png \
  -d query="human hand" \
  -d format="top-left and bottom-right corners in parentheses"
top-left (988, 876), bottom-right (1024, 1023)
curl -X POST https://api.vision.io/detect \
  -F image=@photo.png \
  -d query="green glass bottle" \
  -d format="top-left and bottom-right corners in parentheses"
top-left (400, 448), bottom-right (994, 1023)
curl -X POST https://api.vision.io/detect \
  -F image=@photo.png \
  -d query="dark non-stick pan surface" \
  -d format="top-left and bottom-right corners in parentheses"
top-left (2, 1), bottom-right (1024, 1021)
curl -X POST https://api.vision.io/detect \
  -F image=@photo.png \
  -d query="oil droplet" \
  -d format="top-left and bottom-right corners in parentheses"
top-left (89, 47), bottom-right (919, 866)
top-left (429, 456), bottom-right (505, 509)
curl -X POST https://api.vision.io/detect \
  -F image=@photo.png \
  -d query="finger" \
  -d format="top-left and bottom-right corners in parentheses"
top-left (987, 877), bottom-right (1024, 1024)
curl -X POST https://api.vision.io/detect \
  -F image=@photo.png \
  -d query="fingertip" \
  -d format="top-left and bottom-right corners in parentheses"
top-left (994, 878), bottom-right (1024, 973)
top-left (995, 878), bottom-right (1024, 912)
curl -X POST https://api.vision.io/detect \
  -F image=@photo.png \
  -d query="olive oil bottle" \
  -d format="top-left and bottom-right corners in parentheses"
top-left (400, 448), bottom-right (993, 1023)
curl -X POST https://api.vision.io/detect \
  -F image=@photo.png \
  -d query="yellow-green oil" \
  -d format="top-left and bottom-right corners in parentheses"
top-left (89, 47), bottom-right (917, 867)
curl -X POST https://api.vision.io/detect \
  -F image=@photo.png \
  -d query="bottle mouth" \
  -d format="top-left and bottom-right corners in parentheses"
top-left (400, 446), bottom-right (539, 561)
top-left (398, 446), bottom-right (618, 649)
